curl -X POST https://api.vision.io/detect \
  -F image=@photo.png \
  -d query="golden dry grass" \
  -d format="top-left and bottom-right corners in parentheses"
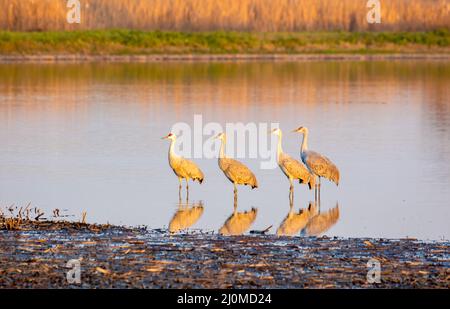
top-left (0, 0), bottom-right (448, 32)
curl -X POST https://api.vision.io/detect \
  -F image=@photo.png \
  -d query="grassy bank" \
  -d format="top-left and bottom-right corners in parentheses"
top-left (0, 30), bottom-right (449, 55)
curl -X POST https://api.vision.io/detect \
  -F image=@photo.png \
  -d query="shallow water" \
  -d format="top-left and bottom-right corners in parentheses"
top-left (0, 61), bottom-right (449, 240)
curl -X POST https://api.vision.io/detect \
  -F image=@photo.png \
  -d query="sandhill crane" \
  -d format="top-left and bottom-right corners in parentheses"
top-left (169, 198), bottom-right (204, 233)
top-left (215, 133), bottom-right (258, 200)
top-left (292, 126), bottom-right (340, 200)
top-left (271, 128), bottom-right (315, 201)
top-left (162, 133), bottom-right (204, 198)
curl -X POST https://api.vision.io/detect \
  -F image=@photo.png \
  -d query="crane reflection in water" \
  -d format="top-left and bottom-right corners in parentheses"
top-left (277, 191), bottom-right (340, 237)
top-left (301, 203), bottom-right (340, 237)
top-left (168, 197), bottom-right (204, 233)
top-left (167, 195), bottom-right (339, 236)
top-left (219, 191), bottom-right (258, 236)
top-left (277, 200), bottom-right (316, 236)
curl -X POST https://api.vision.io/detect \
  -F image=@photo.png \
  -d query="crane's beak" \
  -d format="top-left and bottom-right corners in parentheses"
top-left (161, 134), bottom-right (170, 139)
top-left (291, 128), bottom-right (300, 133)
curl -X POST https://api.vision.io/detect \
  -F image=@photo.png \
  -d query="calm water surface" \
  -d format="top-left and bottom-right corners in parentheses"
top-left (0, 61), bottom-right (449, 240)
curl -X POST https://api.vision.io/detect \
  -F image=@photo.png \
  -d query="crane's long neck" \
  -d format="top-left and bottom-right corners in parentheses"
top-left (169, 138), bottom-right (177, 159)
top-left (301, 130), bottom-right (309, 153)
top-left (219, 136), bottom-right (226, 159)
top-left (276, 132), bottom-right (283, 162)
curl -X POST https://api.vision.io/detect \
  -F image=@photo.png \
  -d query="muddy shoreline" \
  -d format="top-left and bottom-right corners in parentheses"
top-left (0, 218), bottom-right (448, 288)
top-left (0, 53), bottom-right (449, 63)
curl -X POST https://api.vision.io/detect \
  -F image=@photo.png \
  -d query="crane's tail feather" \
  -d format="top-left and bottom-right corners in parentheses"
top-left (249, 174), bottom-right (258, 189)
top-left (333, 170), bottom-right (340, 186)
top-left (193, 176), bottom-right (204, 184)
top-left (252, 178), bottom-right (259, 189)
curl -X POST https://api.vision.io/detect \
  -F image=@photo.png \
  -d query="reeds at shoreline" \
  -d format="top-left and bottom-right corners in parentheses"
top-left (0, 0), bottom-right (448, 32)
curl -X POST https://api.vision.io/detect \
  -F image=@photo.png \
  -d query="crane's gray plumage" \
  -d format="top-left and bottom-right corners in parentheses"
top-left (293, 126), bottom-right (340, 186)
top-left (302, 150), bottom-right (339, 185)
top-left (216, 133), bottom-right (258, 190)
top-left (271, 128), bottom-right (315, 189)
top-left (162, 133), bottom-right (204, 188)
top-left (169, 155), bottom-right (204, 184)
top-left (219, 157), bottom-right (258, 189)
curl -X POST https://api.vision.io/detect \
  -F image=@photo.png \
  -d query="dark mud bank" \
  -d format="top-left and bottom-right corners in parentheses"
top-left (0, 219), bottom-right (448, 288)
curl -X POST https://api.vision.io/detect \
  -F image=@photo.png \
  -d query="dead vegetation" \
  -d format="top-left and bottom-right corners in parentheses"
top-left (0, 204), bottom-right (103, 231)
top-left (0, 0), bottom-right (448, 32)
top-left (0, 203), bottom-right (44, 230)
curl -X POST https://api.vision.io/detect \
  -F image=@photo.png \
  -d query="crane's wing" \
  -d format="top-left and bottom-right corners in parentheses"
top-left (304, 151), bottom-right (338, 181)
top-left (225, 159), bottom-right (257, 185)
top-left (280, 155), bottom-right (311, 181)
top-left (179, 158), bottom-right (204, 182)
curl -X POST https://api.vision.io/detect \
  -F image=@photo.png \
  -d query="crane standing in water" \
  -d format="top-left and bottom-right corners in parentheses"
top-left (292, 126), bottom-right (340, 201)
top-left (162, 133), bottom-right (204, 198)
top-left (271, 128), bottom-right (315, 202)
top-left (215, 133), bottom-right (258, 201)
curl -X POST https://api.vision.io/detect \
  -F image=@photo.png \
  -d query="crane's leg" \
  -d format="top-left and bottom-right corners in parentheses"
top-left (289, 178), bottom-right (294, 206)
top-left (233, 183), bottom-right (238, 205)
top-left (178, 177), bottom-right (182, 199)
top-left (318, 177), bottom-right (321, 204)
top-left (289, 191), bottom-right (294, 210)
top-left (185, 179), bottom-right (189, 201)
top-left (314, 177), bottom-right (318, 202)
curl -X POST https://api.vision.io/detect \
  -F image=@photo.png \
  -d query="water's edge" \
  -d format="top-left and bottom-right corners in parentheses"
top-left (1, 53), bottom-right (449, 63)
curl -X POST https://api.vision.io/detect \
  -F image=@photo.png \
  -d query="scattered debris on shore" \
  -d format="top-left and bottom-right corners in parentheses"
top-left (1, 207), bottom-right (448, 288)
